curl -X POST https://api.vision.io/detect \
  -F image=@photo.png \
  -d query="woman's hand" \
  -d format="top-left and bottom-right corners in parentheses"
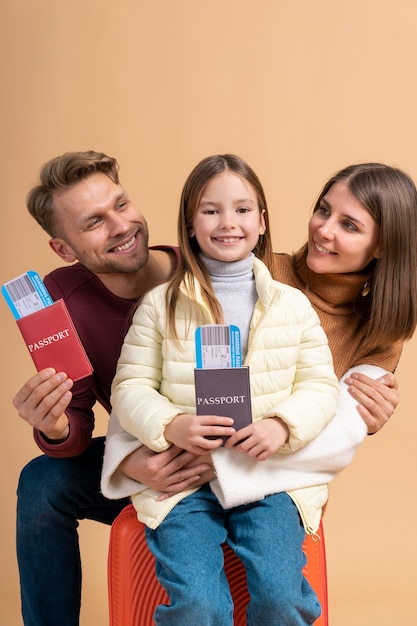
top-left (224, 417), bottom-right (289, 460)
top-left (344, 372), bottom-right (399, 434)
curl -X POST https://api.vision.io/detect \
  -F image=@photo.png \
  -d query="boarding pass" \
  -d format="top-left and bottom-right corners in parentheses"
top-left (195, 324), bottom-right (242, 369)
top-left (2, 271), bottom-right (54, 320)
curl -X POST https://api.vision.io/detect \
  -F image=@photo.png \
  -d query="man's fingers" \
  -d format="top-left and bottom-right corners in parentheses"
top-left (157, 464), bottom-right (214, 499)
top-left (12, 368), bottom-right (56, 409)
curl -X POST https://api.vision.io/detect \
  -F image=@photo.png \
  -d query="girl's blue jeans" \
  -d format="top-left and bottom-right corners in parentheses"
top-left (146, 484), bottom-right (321, 626)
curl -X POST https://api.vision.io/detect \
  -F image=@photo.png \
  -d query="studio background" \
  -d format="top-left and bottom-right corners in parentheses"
top-left (1, 1), bottom-right (416, 624)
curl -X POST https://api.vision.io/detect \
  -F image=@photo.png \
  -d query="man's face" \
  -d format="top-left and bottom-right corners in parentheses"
top-left (50, 172), bottom-right (149, 275)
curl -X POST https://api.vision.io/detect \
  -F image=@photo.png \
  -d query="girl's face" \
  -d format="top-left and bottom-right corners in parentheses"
top-left (307, 181), bottom-right (382, 274)
top-left (190, 171), bottom-right (266, 263)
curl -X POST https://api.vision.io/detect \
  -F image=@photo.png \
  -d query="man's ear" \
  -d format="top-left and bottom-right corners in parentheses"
top-left (49, 238), bottom-right (78, 263)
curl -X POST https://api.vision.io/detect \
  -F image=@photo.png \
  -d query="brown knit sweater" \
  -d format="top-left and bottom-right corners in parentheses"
top-left (272, 249), bottom-right (402, 379)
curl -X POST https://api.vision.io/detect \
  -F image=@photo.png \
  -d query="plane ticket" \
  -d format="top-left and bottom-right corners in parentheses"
top-left (2, 271), bottom-right (54, 320)
top-left (195, 324), bottom-right (242, 369)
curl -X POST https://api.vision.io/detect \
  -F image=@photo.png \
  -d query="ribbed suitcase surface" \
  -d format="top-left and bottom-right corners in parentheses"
top-left (108, 504), bottom-right (328, 626)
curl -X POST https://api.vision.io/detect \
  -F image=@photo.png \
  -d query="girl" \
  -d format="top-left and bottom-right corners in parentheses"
top-left (110, 154), bottom-right (340, 625)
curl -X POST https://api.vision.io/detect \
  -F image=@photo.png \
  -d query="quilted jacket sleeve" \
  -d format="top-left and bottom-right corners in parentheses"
top-left (111, 287), bottom-right (183, 452)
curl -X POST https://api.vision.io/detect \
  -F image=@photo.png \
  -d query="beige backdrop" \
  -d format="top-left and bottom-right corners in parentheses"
top-left (1, 1), bottom-right (416, 624)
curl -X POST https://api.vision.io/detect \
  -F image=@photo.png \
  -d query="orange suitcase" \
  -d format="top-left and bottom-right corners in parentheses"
top-left (108, 504), bottom-right (328, 625)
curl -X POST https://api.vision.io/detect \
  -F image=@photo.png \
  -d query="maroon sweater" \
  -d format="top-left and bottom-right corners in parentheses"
top-left (34, 246), bottom-right (180, 457)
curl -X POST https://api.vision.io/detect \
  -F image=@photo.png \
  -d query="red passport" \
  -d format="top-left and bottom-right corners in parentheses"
top-left (16, 299), bottom-right (93, 381)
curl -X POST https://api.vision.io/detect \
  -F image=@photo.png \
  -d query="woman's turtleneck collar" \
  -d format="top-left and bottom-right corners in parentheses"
top-left (199, 253), bottom-right (255, 279)
top-left (293, 246), bottom-right (371, 310)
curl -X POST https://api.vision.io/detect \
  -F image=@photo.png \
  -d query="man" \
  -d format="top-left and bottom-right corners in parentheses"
top-left (13, 150), bottom-right (212, 626)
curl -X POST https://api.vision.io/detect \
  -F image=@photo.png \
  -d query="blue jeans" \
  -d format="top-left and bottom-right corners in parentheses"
top-left (146, 485), bottom-right (321, 626)
top-left (16, 437), bottom-right (130, 626)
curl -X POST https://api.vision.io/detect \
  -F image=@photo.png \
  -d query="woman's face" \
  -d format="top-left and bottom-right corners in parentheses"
top-left (307, 181), bottom-right (382, 274)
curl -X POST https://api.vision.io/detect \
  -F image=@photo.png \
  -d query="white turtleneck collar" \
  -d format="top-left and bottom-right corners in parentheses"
top-left (199, 253), bottom-right (257, 358)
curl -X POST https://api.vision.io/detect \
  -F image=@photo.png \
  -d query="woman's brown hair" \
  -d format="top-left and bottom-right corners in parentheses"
top-left (310, 162), bottom-right (417, 356)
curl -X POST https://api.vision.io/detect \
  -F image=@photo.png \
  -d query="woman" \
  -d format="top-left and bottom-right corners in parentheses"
top-left (101, 161), bottom-right (417, 510)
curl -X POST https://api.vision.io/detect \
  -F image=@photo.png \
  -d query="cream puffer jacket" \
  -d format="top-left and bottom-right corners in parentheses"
top-left (110, 259), bottom-right (339, 531)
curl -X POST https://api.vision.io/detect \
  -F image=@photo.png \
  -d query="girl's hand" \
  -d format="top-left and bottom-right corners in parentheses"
top-left (164, 413), bottom-right (235, 455)
top-left (344, 372), bottom-right (399, 434)
top-left (224, 417), bottom-right (289, 460)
